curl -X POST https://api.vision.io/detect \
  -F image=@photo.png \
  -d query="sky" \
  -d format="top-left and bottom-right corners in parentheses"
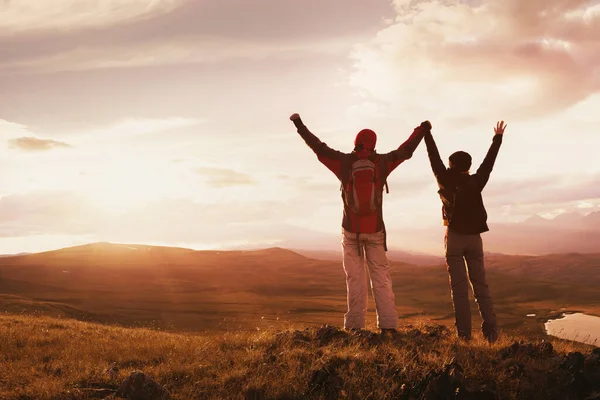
top-left (1, 0), bottom-right (600, 254)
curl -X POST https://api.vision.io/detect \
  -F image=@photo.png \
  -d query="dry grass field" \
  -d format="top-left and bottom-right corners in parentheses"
top-left (1, 313), bottom-right (598, 400)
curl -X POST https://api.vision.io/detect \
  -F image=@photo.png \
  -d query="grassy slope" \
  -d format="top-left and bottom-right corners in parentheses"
top-left (0, 314), bottom-right (597, 400)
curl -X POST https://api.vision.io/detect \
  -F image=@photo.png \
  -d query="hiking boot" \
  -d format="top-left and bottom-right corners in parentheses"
top-left (484, 330), bottom-right (498, 344)
top-left (482, 321), bottom-right (498, 343)
top-left (380, 328), bottom-right (397, 336)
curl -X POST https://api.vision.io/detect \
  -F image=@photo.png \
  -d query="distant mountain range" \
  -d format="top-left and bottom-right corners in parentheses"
top-left (0, 211), bottom-right (597, 261)
top-left (0, 252), bottom-right (31, 258)
top-left (292, 249), bottom-right (444, 266)
top-left (522, 211), bottom-right (600, 231)
top-left (484, 211), bottom-right (600, 255)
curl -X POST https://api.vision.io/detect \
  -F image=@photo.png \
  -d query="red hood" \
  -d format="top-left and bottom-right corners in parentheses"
top-left (354, 129), bottom-right (377, 158)
top-left (354, 129), bottom-right (377, 149)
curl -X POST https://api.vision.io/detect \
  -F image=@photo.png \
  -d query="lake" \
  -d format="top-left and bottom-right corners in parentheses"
top-left (545, 313), bottom-right (600, 346)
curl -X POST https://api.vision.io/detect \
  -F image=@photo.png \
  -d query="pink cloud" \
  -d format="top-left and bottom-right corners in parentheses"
top-left (350, 0), bottom-right (600, 124)
top-left (9, 137), bottom-right (71, 151)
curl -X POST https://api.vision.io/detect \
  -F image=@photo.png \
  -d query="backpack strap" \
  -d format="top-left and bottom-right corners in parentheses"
top-left (376, 155), bottom-right (390, 194)
top-left (340, 154), bottom-right (362, 256)
top-left (382, 220), bottom-right (388, 252)
top-left (353, 209), bottom-right (362, 257)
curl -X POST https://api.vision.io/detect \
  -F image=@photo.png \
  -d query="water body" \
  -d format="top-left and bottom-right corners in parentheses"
top-left (545, 313), bottom-right (600, 346)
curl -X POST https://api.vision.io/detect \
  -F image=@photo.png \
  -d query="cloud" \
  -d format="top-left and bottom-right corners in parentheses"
top-left (0, 191), bottom-right (330, 248)
top-left (0, 119), bottom-right (29, 136)
top-left (196, 167), bottom-right (256, 188)
top-left (8, 137), bottom-right (72, 152)
top-left (0, 38), bottom-right (354, 74)
top-left (81, 117), bottom-right (202, 139)
top-left (349, 0), bottom-right (600, 125)
top-left (0, 191), bottom-right (100, 237)
top-left (485, 173), bottom-right (600, 207)
top-left (0, 0), bottom-right (183, 33)
top-left (0, 0), bottom-right (393, 73)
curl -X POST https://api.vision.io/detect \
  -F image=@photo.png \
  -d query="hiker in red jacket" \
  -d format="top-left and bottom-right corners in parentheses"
top-left (290, 113), bottom-right (431, 332)
top-left (423, 121), bottom-right (507, 343)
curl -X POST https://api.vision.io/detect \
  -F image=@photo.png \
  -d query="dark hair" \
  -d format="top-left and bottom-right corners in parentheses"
top-left (449, 151), bottom-right (472, 172)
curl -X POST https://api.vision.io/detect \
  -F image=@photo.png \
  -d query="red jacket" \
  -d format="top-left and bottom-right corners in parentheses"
top-left (296, 122), bottom-right (427, 239)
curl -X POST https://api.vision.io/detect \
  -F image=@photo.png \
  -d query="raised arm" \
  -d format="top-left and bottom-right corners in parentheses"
top-left (384, 120), bottom-right (431, 173)
top-left (290, 113), bottom-right (345, 177)
top-left (475, 121), bottom-right (506, 190)
top-left (423, 130), bottom-right (447, 181)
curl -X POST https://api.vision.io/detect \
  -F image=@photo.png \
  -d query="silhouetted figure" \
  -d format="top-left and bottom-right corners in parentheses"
top-left (290, 113), bottom-right (431, 332)
top-left (424, 121), bottom-right (507, 343)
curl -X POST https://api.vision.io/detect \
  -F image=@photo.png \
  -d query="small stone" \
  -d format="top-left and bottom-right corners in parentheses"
top-left (245, 387), bottom-right (266, 400)
top-left (116, 370), bottom-right (170, 400)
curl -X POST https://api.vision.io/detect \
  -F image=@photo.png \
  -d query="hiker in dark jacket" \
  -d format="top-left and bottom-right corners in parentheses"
top-left (290, 113), bottom-right (431, 332)
top-left (424, 121), bottom-right (506, 343)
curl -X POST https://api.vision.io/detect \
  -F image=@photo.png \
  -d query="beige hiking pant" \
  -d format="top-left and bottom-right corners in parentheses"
top-left (444, 229), bottom-right (497, 341)
top-left (341, 229), bottom-right (398, 329)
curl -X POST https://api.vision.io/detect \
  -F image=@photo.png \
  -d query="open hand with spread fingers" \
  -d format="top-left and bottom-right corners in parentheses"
top-left (494, 121), bottom-right (507, 135)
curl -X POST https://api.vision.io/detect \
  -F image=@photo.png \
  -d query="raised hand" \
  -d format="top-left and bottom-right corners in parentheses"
top-left (420, 120), bottom-right (432, 131)
top-left (494, 121), bottom-right (507, 135)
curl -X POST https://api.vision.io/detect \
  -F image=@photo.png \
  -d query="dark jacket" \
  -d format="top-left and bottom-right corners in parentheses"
top-left (424, 132), bottom-right (503, 234)
top-left (295, 119), bottom-right (427, 238)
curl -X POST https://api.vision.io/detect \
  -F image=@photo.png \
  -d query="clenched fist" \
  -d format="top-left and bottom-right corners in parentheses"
top-left (420, 120), bottom-right (432, 131)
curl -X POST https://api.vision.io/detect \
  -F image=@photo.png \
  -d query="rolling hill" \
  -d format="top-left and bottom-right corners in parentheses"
top-left (0, 242), bottom-right (599, 336)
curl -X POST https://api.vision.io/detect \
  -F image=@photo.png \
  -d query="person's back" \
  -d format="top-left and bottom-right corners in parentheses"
top-left (438, 171), bottom-right (488, 235)
top-left (423, 121), bottom-right (507, 343)
top-left (290, 113), bottom-right (431, 332)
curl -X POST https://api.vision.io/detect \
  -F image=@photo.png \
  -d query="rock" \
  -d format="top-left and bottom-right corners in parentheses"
top-left (538, 341), bottom-right (555, 357)
top-left (499, 341), bottom-right (554, 360)
top-left (245, 387), bottom-right (266, 400)
top-left (275, 394), bottom-right (296, 400)
top-left (498, 341), bottom-right (520, 359)
top-left (509, 364), bottom-right (526, 378)
top-left (398, 383), bottom-right (410, 400)
top-left (461, 384), bottom-right (501, 400)
top-left (274, 329), bottom-right (310, 344)
top-left (77, 388), bottom-right (117, 399)
top-left (349, 329), bottom-right (381, 346)
top-left (423, 362), bottom-right (466, 399)
top-left (309, 368), bottom-right (331, 387)
top-left (552, 350), bottom-right (600, 400)
top-left (116, 371), bottom-right (170, 400)
top-left (561, 352), bottom-right (585, 371)
top-left (314, 324), bottom-right (346, 345)
top-left (421, 362), bottom-right (500, 400)
top-left (424, 324), bottom-right (450, 338)
top-left (308, 365), bottom-right (343, 399)
top-left (587, 349), bottom-right (600, 366)
top-left (408, 328), bottom-right (423, 337)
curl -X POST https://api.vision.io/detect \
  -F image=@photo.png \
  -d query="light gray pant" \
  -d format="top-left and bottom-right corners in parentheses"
top-left (445, 229), bottom-right (497, 340)
top-left (341, 229), bottom-right (398, 329)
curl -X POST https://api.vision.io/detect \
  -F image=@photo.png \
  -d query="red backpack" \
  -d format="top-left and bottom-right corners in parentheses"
top-left (342, 154), bottom-right (388, 216)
